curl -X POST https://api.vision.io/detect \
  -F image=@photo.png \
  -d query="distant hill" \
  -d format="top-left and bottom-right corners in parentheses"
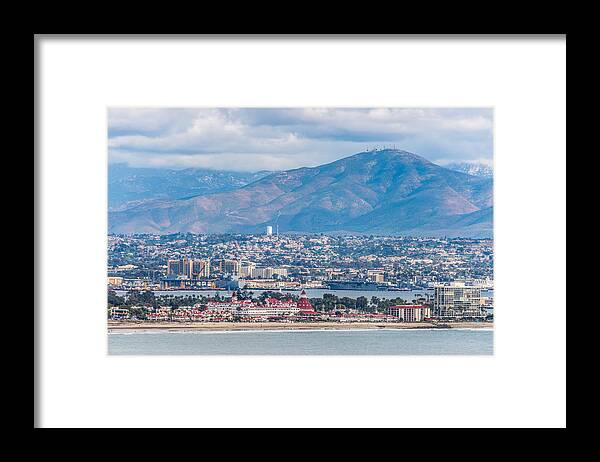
top-left (109, 149), bottom-right (493, 237)
top-left (108, 164), bottom-right (273, 210)
top-left (445, 162), bottom-right (493, 178)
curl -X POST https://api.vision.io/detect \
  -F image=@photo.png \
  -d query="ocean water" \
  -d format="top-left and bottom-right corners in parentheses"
top-left (108, 328), bottom-right (493, 355)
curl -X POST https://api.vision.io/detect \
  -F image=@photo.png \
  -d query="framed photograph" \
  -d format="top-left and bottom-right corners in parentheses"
top-left (35, 35), bottom-right (566, 428)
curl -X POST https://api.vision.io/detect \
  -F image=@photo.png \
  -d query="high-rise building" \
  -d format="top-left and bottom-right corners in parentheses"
top-left (167, 258), bottom-right (209, 279)
top-left (388, 305), bottom-right (431, 322)
top-left (433, 280), bottom-right (484, 319)
top-left (266, 226), bottom-right (273, 236)
top-left (272, 267), bottom-right (288, 278)
top-left (240, 262), bottom-right (256, 278)
top-left (167, 259), bottom-right (184, 277)
top-left (220, 259), bottom-right (241, 276)
top-left (252, 267), bottom-right (272, 279)
top-left (191, 259), bottom-right (211, 279)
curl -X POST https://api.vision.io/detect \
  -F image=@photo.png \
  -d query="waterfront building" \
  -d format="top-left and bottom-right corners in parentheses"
top-left (146, 307), bottom-right (172, 321)
top-left (252, 266), bottom-right (289, 279)
top-left (109, 307), bottom-right (130, 319)
top-left (204, 292), bottom-right (315, 318)
top-left (433, 280), bottom-right (485, 319)
top-left (160, 274), bottom-right (191, 289)
top-left (236, 297), bottom-right (300, 317)
top-left (239, 279), bottom-right (300, 290)
top-left (388, 305), bottom-right (431, 322)
top-left (297, 289), bottom-right (316, 314)
top-left (367, 270), bottom-right (385, 283)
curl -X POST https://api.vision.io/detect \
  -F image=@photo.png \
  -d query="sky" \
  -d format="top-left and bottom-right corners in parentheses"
top-left (108, 108), bottom-right (493, 172)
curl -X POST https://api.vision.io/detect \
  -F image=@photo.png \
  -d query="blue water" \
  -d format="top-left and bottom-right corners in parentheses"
top-left (108, 328), bottom-right (493, 355)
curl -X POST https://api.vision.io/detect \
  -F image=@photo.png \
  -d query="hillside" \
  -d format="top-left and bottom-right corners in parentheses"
top-left (109, 149), bottom-right (493, 237)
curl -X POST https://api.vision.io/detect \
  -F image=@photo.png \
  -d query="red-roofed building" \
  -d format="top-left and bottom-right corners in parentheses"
top-left (297, 289), bottom-right (316, 314)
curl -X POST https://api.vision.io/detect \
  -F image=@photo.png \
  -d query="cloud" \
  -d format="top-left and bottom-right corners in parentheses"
top-left (108, 108), bottom-right (493, 171)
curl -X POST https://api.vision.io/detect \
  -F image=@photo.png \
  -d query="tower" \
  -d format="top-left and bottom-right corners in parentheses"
top-left (297, 289), bottom-right (315, 314)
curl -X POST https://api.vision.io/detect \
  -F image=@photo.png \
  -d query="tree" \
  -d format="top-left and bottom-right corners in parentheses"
top-left (108, 290), bottom-right (125, 307)
top-left (356, 296), bottom-right (368, 310)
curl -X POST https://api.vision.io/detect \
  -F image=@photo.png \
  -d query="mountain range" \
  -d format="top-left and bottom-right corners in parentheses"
top-left (108, 149), bottom-right (493, 238)
top-left (108, 164), bottom-right (273, 211)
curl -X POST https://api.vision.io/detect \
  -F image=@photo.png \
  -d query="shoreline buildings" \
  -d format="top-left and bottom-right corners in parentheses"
top-left (388, 305), bottom-right (432, 322)
top-left (433, 280), bottom-right (486, 319)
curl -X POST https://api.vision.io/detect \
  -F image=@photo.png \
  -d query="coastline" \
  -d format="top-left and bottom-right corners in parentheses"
top-left (108, 320), bottom-right (493, 333)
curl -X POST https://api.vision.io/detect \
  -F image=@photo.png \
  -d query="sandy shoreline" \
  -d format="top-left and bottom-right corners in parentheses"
top-left (108, 321), bottom-right (493, 333)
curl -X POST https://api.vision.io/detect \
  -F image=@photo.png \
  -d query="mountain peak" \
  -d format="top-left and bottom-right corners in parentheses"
top-left (346, 148), bottom-right (434, 164)
top-left (109, 149), bottom-right (493, 238)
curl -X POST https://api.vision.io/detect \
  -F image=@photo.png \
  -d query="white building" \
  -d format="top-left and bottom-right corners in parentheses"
top-left (388, 305), bottom-right (431, 322)
top-left (109, 307), bottom-right (130, 319)
top-left (266, 226), bottom-right (273, 236)
top-left (240, 262), bottom-right (256, 278)
top-left (236, 298), bottom-right (300, 317)
top-left (252, 267), bottom-right (288, 279)
top-left (433, 280), bottom-right (485, 319)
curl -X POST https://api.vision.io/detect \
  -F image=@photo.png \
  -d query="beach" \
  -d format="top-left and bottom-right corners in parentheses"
top-left (108, 320), bottom-right (493, 333)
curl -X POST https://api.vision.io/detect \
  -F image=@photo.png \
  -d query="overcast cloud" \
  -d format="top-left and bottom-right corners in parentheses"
top-left (108, 108), bottom-right (493, 171)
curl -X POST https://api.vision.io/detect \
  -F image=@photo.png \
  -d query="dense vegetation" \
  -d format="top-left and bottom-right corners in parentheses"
top-left (107, 289), bottom-right (417, 316)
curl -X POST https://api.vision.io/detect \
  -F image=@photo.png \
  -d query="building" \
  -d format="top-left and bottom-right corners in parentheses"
top-left (296, 290), bottom-right (316, 314)
top-left (433, 280), bottom-right (485, 319)
top-left (167, 258), bottom-right (187, 277)
top-left (252, 267), bottom-right (288, 279)
top-left (146, 307), bottom-right (172, 321)
top-left (388, 305), bottom-right (431, 322)
top-left (239, 279), bottom-right (300, 290)
top-left (203, 292), bottom-right (315, 319)
top-left (219, 259), bottom-right (241, 276)
top-left (160, 274), bottom-right (191, 289)
top-left (272, 267), bottom-right (288, 278)
top-left (107, 276), bottom-right (124, 286)
top-left (240, 262), bottom-right (256, 278)
top-left (191, 259), bottom-right (210, 278)
top-left (236, 297), bottom-right (299, 317)
top-left (266, 226), bottom-right (273, 236)
top-left (367, 270), bottom-right (385, 283)
top-left (167, 258), bottom-right (210, 279)
top-left (109, 307), bottom-right (130, 319)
